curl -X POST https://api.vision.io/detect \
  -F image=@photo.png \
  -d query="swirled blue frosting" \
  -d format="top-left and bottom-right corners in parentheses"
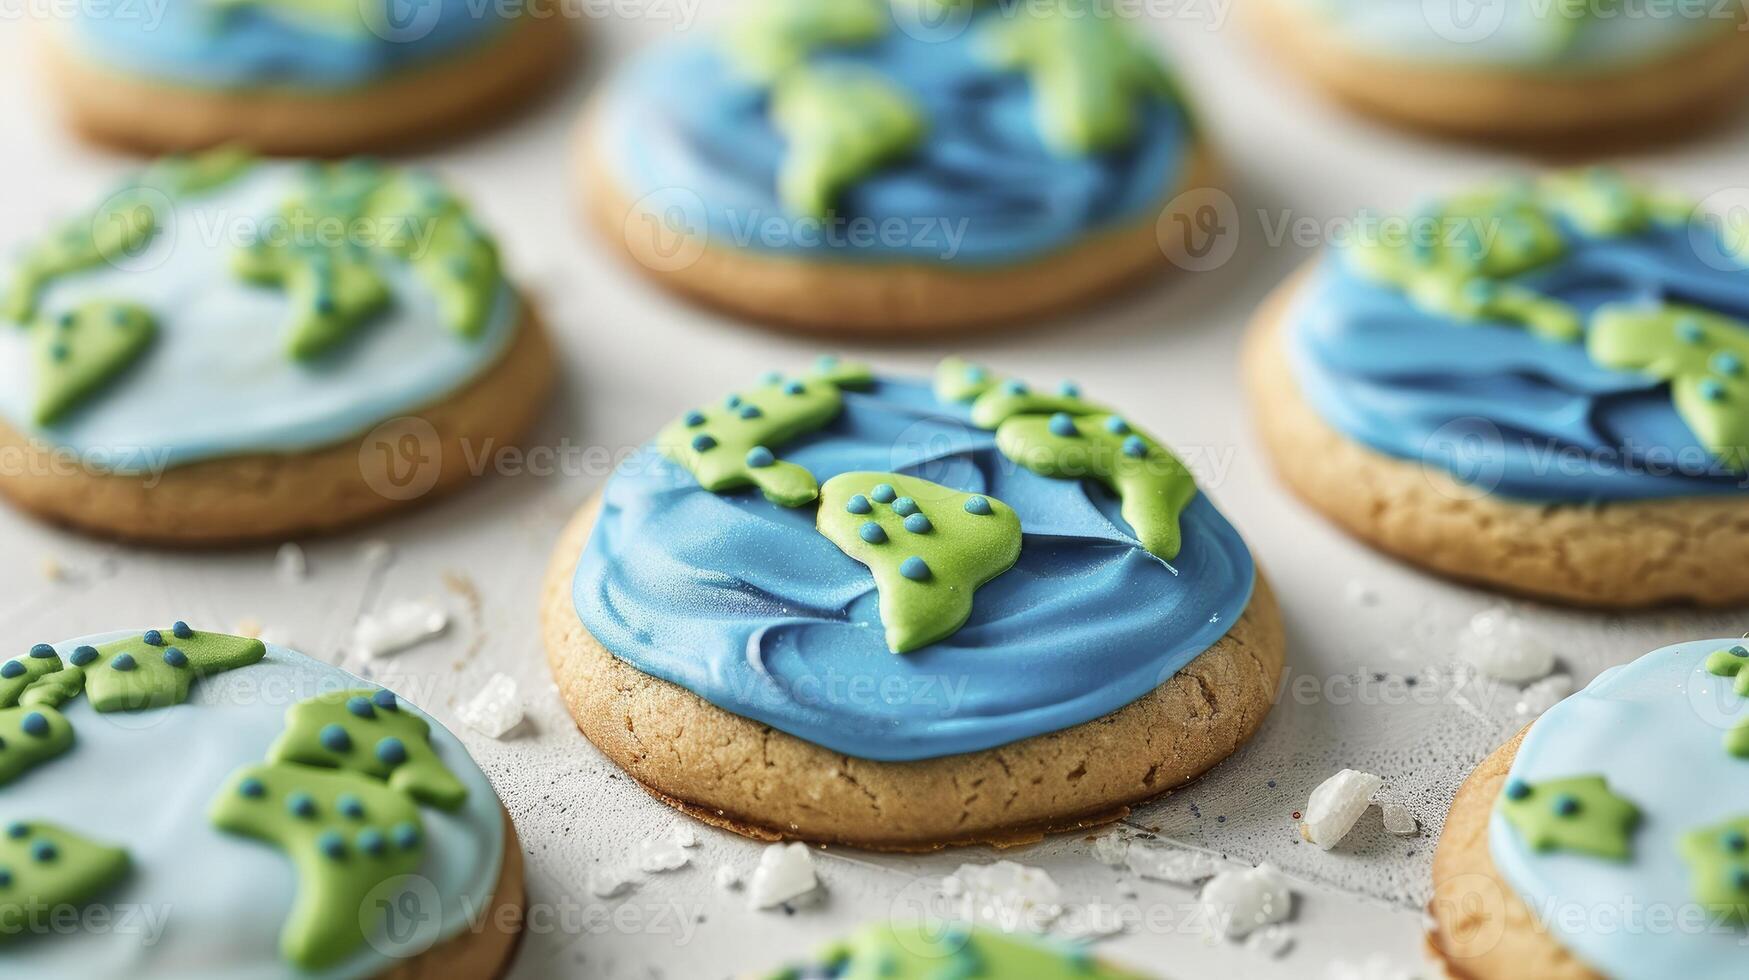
top-left (66, 0), bottom-right (516, 88)
top-left (572, 377), bottom-right (1256, 762)
top-left (593, 9), bottom-right (1194, 264)
top-left (1287, 222), bottom-right (1749, 501)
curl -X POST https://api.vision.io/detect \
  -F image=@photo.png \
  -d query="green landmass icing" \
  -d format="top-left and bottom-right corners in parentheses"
top-left (0, 821), bottom-right (130, 940)
top-left (723, 0), bottom-right (888, 81)
top-left (1679, 815), bottom-right (1749, 924)
top-left (1497, 774), bottom-right (1639, 860)
top-left (762, 922), bottom-right (1151, 980)
top-left (30, 302), bottom-right (157, 425)
top-left (83, 628), bottom-right (266, 713)
top-left (204, 0), bottom-right (368, 34)
top-left (0, 705), bottom-right (74, 786)
top-left (1588, 305), bottom-right (1749, 473)
top-left (772, 66), bottom-right (926, 218)
top-left (269, 689), bottom-right (468, 811)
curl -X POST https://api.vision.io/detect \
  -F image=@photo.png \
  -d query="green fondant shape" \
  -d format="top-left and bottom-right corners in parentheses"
top-left (0, 821), bottom-right (129, 939)
top-left (816, 472), bottom-right (1021, 654)
top-left (3, 195), bottom-right (158, 324)
top-left (0, 653), bottom-right (64, 708)
top-left (142, 145), bottom-right (257, 198)
top-left (1497, 774), bottom-right (1639, 859)
top-left (83, 629), bottom-right (266, 713)
top-left (0, 705), bottom-right (74, 787)
top-left (269, 690), bottom-right (467, 811)
top-left (18, 666), bottom-right (84, 710)
top-left (995, 412), bottom-right (1196, 561)
top-left (810, 354), bottom-right (875, 391)
top-left (657, 373), bottom-right (849, 507)
top-left (1705, 645), bottom-right (1749, 698)
top-left (723, 0), bottom-right (888, 81)
top-left (362, 174), bottom-right (503, 338)
top-left (934, 355), bottom-right (999, 404)
top-left (980, 10), bottom-right (1182, 154)
top-left (1679, 816), bottom-right (1749, 923)
top-left (765, 922), bottom-right (1148, 980)
top-left (771, 66), bottom-right (926, 218)
top-left (30, 301), bottom-right (157, 425)
top-left (969, 383), bottom-right (1108, 430)
top-left (1588, 305), bottom-right (1749, 472)
top-left (209, 762), bottom-right (423, 969)
top-left (234, 240), bottom-right (392, 359)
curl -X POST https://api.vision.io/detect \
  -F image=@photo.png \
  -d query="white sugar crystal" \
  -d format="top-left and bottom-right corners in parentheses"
top-left (587, 867), bottom-right (634, 898)
top-left (360, 539), bottom-right (395, 569)
top-left (1200, 864), bottom-right (1291, 939)
top-left (1125, 843), bottom-right (1219, 884)
top-left (1515, 673), bottom-right (1575, 717)
top-left (749, 843), bottom-right (818, 909)
top-left (945, 861), bottom-right (1063, 933)
top-left (714, 865), bottom-right (743, 890)
top-left (1090, 833), bottom-right (1130, 867)
top-left (1245, 923), bottom-right (1295, 957)
top-left (351, 600), bottom-right (448, 659)
top-left (1457, 607), bottom-right (1556, 682)
top-left (670, 823), bottom-right (698, 848)
top-left (458, 673), bottom-right (523, 738)
top-left (1301, 770), bottom-right (1382, 850)
top-left (275, 542), bottom-right (307, 581)
top-left (636, 834), bottom-right (692, 873)
top-left (1380, 803), bottom-right (1418, 836)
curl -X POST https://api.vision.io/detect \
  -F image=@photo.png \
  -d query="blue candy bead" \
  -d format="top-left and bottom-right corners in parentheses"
top-left (871, 484), bottom-right (897, 503)
top-left (900, 557), bottom-right (931, 581)
top-left (376, 737), bottom-right (408, 766)
top-left (162, 647), bottom-right (188, 668)
top-left (745, 446), bottom-right (775, 469)
top-left (859, 522), bottom-right (887, 544)
top-left (110, 653), bottom-right (137, 672)
top-left (846, 495), bottom-right (872, 515)
top-left (964, 496), bottom-right (992, 515)
top-left (904, 514), bottom-right (932, 534)
top-left (320, 724), bottom-right (353, 753)
top-left (1048, 413), bottom-right (1078, 437)
top-left (69, 646), bottom-right (97, 667)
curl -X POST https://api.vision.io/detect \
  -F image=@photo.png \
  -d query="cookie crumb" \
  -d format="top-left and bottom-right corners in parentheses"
top-left (1245, 923), bottom-right (1295, 957)
top-left (636, 833), bottom-right (691, 873)
top-left (1089, 832), bottom-right (1130, 867)
top-left (714, 865), bottom-right (743, 891)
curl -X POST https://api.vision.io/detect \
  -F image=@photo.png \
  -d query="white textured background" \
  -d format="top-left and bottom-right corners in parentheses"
top-left (2, 4), bottom-right (1748, 977)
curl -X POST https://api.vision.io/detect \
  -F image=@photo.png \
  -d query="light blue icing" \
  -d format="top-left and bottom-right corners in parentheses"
top-left (64, 0), bottom-right (518, 89)
top-left (594, 7), bottom-right (1194, 265)
top-left (1274, 0), bottom-right (1730, 69)
top-left (1287, 216), bottom-right (1749, 502)
top-left (1490, 638), bottom-right (1749, 980)
top-left (571, 376), bottom-right (1256, 762)
top-left (0, 161), bottom-right (520, 474)
top-left (2, 633), bottom-right (504, 980)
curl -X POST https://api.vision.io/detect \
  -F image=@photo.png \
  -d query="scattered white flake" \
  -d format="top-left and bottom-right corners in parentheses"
top-left (1125, 843), bottom-right (1220, 884)
top-left (1326, 954), bottom-right (1417, 980)
top-left (1245, 923), bottom-right (1295, 958)
top-left (458, 673), bottom-right (523, 738)
top-left (275, 542), bottom-right (307, 582)
top-left (1090, 833), bottom-right (1130, 867)
top-left (670, 823), bottom-right (698, 848)
top-left (1380, 803), bottom-right (1418, 836)
top-left (636, 834), bottom-right (691, 873)
top-left (360, 539), bottom-right (395, 569)
top-left (351, 600), bottom-right (449, 659)
top-left (1054, 902), bottom-right (1126, 940)
top-left (1301, 770), bottom-right (1383, 850)
top-left (944, 861), bottom-right (1063, 933)
top-left (1344, 581), bottom-right (1378, 606)
top-left (1200, 864), bottom-right (1292, 939)
top-left (587, 867), bottom-right (634, 898)
top-left (714, 865), bottom-right (743, 891)
top-left (749, 843), bottom-right (818, 910)
top-left (1456, 607), bottom-right (1556, 682)
top-left (1515, 673), bottom-right (1575, 717)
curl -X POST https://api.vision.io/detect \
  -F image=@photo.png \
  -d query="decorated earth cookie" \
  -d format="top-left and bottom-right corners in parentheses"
top-left (1248, 0), bottom-right (1749, 141)
top-left (0, 149), bottom-right (553, 545)
top-left (755, 922), bottom-right (1150, 978)
top-left (36, 0), bottom-right (572, 155)
top-left (581, 0), bottom-right (1213, 332)
top-left (1430, 637), bottom-right (1749, 980)
top-left (541, 357), bottom-right (1284, 850)
top-left (0, 625), bottom-right (523, 978)
top-left (1244, 169), bottom-right (1749, 607)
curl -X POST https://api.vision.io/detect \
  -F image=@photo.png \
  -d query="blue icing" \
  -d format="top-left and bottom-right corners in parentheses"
top-left (1491, 638), bottom-right (1749, 980)
top-left (594, 8), bottom-right (1194, 265)
top-left (572, 376), bottom-right (1255, 762)
top-left (3, 633), bottom-right (503, 980)
top-left (0, 162), bottom-right (519, 474)
top-left (1287, 219), bottom-right (1749, 501)
top-left (66, 0), bottom-right (518, 89)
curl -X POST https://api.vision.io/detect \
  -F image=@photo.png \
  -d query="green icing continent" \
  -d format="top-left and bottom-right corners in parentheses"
top-left (816, 472), bottom-right (1021, 654)
top-left (765, 922), bottom-right (1148, 980)
top-left (143, 145), bottom-right (258, 197)
top-left (0, 821), bottom-right (130, 940)
top-left (658, 370), bottom-right (860, 507)
top-left (969, 380), bottom-right (1108, 430)
top-left (0, 706), bottom-right (74, 787)
top-left (269, 689), bottom-right (467, 811)
top-left (234, 239), bottom-right (391, 359)
top-left (995, 412), bottom-right (1196, 561)
top-left (205, 0), bottom-right (369, 34)
top-left (724, 0), bottom-right (888, 82)
top-left (980, 9), bottom-right (1183, 154)
top-left (2, 195), bottom-right (158, 325)
top-left (1679, 816), bottom-right (1749, 924)
top-left (30, 301), bottom-right (157, 425)
top-left (1705, 644), bottom-right (1749, 697)
top-left (18, 668), bottom-right (83, 710)
top-left (1588, 305), bottom-right (1749, 472)
top-left (209, 762), bottom-right (424, 970)
top-left (1497, 774), bottom-right (1639, 860)
top-left (83, 628), bottom-right (266, 713)
top-left (1, 652), bottom-right (65, 708)
top-left (772, 66), bottom-right (926, 218)
top-left (934, 355), bottom-right (999, 404)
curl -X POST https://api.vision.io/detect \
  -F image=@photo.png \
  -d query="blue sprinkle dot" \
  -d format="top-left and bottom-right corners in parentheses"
top-left (1733, 646), bottom-right (1749, 658)
top-left (904, 514), bottom-right (933, 534)
top-left (49, 344), bottom-right (68, 363)
top-left (69, 646), bottom-right (97, 667)
top-left (1001, 380), bottom-right (1028, 395)
top-left (871, 484), bottom-right (897, 503)
top-left (57, 312), bottom-right (76, 329)
top-left (1105, 417), bottom-right (1130, 435)
top-left (6, 823), bottom-right (27, 839)
top-left (1677, 318), bottom-right (1706, 344)
top-left (142, 630), bottom-right (164, 647)
top-left (965, 366), bottom-right (988, 383)
top-left (338, 794), bottom-right (366, 819)
top-left (1699, 379), bottom-right (1727, 402)
top-left (745, 446), bottom-right (775, 469)
top-left (28, 644), bottom-right (56, 659)
top-left (162, 647), bottom-right (188, 669)
top-left (20, 713), bottom-right (49, 738)
top-left (0, 869), bottom-right (11, 888)
top-left (1121, 436), bottom-right (1148, 458)
top-left (358, 829), bottom-right (388, 856)
top-left (846, 495), bottom-right (872, 515)
top-left (288, 793), bottom-right (317, 818)
top-left (318, 831), bottom-right (347, 860)
top-left (683, 411), bottom-right (706, 427)
top-left (690, 434), bottom-right (717, 452)
top-left (859, 522), bottom-right (887, 544)
top-left (392, 822), bottom-right (421, 850)
top-left (32, 841), bottom-right (57, 863)
top-left (739, 405), bottom-right (763, 420)
top-left (346, 696), bottom-right (375, 719)
top-left (1553, 794), bottom-right (1581, 817)
top-left (172, 621), bottom-right (193, 639)
top-left (784, 381), bottom-right (806, 396)
top-left (1048, 413), bottom-right (1078, 437)
top-left (893, 497), bottom-right (919, 517)
top-left (372, 690), bottom-right (399, 712)
top-left (1725, 831), bottom-right (1747, 853)
top-left (900, 557), bottom-right (931, 581)
top-left (110, 653), bottom-right (136, 672)
top-left (1715, 352), bottom-right (1744, 377)
top-left (964, 496), bottom-right (992, 516)
top-left (0, 661), bottom-right (22, 679)
top-left (376, 737), bottom-right (408, 767)
top-left (815, 355), bottom-right (840, 370)
top-left (1734, 869), bottom-right (1749, 892)
top-left (1058, 381), bottom-right (1080, 397)
top-left (320, 724), bottom-right (353, 753)
top-left (725, 394), bottom-right (742, 409)
top-left (238, 778), bottom-right (266, 799)
top-left (1505, 779), bottom-right (1531, 801)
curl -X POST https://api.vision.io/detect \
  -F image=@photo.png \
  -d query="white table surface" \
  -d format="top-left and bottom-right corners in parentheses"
top-left (3, 6), bottom-right (1748, 978)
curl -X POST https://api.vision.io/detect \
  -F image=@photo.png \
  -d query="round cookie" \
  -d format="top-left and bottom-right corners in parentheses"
top-left (0, 149), bottom-right (553, 545)
top-left (0, 624), bottom-right (523, 977)
top-left (543, 357), bottom-right (1285, 851)
top-left (755, 921), bottom-right (1152, 978)
top-left (1248, 0), bottom-right (1749, 142)
top-left (581, 0), bottom-right (1215, 333)
top-left (1430, 638), bottom-right (1749, 980)
top-left (36, 0), bottom-right (572, 155)
top-left (1245, 169), bottom-right (1749, 607)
